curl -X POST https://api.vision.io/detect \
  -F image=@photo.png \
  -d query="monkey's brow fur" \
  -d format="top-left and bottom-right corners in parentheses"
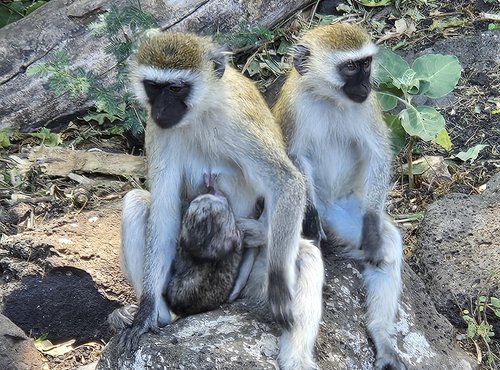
top-left (300, 23), bottom-right (370, 50)
top-left (136, 32), bottom-right (205, 70)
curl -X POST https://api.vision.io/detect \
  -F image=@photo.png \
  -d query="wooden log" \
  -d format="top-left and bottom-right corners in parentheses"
top-left (0, 0), bottom-right (312, 131)
top-left (14, 146), bottom-right (146, 178)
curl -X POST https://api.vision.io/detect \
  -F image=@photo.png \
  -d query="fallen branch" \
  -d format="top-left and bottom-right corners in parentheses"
top-left (20, 146), bottom-right (146, 178)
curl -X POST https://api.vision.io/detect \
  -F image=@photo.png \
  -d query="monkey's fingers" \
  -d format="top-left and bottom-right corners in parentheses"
top-left (268, 270), bottom-right (294, 330)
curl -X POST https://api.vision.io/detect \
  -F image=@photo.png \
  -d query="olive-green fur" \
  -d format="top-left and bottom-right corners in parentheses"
top-left (300, 23), bottom-right (370, 50)
top-left (136, 32), bottom-right (207, 70)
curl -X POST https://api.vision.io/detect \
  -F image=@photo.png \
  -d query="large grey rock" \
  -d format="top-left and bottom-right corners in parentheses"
top-left (97, 246), bottom-right (476, 370)
top-left (413, 172), bottom-right (500, 333)
top-left (0, 313), bottom-right (44, 370)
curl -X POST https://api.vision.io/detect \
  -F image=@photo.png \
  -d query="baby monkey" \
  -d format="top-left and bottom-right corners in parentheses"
top-left (166, 173), bottom-right (260, 317)
top-left (110, 173), bottom-right (264, 327)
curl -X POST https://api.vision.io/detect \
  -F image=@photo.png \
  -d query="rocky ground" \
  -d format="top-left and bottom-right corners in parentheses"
top-left (0, 0), bottom-right (499, 369)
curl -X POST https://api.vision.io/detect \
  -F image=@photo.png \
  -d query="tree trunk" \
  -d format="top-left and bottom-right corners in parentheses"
top-left (0, 0), bottom-right (313, 131)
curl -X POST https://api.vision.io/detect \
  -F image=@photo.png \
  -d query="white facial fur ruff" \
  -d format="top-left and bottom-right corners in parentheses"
top-left (131, 65), bottom-right (207, 109)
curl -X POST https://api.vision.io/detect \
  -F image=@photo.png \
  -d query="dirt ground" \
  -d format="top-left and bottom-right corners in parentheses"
top-left (0, 202), bottom-right (134, 369)
top-left (0, 0), bottom-right (499, 369)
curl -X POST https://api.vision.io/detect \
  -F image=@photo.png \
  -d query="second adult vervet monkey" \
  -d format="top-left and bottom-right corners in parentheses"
top-left (273, 23), bottom-right (405, 370)
top-left (116, 31), bottom-right (324, 369)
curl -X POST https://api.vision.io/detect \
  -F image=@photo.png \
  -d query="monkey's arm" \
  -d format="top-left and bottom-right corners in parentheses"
top-left (289, 154), bottom-right (325, 246)
top-left (251, 155), bottom-right (306, 330)
top-left (119, 166), bottom-right (182, 352)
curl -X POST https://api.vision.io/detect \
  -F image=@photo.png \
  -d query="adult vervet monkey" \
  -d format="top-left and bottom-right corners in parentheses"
top-left (273, 23), bottom-right (405, 370)
top-left (116, 31), bottom-right (324, 369)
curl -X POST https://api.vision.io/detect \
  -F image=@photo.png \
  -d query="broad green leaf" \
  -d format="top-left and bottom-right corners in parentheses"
top-left (28, 128), bottom-right (62, 147)
top-left (399, 69), bottom-right (416, 86)
top-left (374, 47), bottom-right (409, 85)
top-left (490, 297), bottom-right (500, 308)
top-left (376, 91), bottom-right (397, 111)
top-left (397, 69), bottom-right (421, 95)
top-left (412, 54), bottom-right (461, 98)
top-left (383, 114), bottom-right (406, 154)
top-left (83, 112), bottom-right (120, 125)
top-left (455, 144), bottom-right (489, 162)
top-left (434, 128), bottom-right (452, 151)
top-left (399, 105), bottom-right (445, 141)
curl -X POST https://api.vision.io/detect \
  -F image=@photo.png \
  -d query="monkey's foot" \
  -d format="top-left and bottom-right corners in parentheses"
top-left (268, 270), bottom-right (294, 330)
top-left (375, 350), bottom-right (407, 370)
top-left (108, 304), bottom-right (139, 331)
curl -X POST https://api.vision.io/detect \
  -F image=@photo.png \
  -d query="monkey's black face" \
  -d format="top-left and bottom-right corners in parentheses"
top-left (143, 79), bottom-right (191, 129)
top-left (338, 57), bottom-right (372, 103)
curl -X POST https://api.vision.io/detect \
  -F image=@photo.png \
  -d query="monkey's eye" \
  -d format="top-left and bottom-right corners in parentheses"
top-left (362, 58), bottom-right (372, 70)
top-left (168, 84), bottom-right (184, 93)
top-left (167, 82), bottom-right (190, 95)
top-left (143, 80), bottom-right (160, 88)
top-left (346, 62), bottom-right (357, 71)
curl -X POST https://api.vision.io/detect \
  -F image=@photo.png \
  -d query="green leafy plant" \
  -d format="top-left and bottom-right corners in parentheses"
top-left (0, 127), bottom-right (61, 147)
top-left (27, 5), bottom-right (157, 137)
top-left (214, 25), bottom-right (276, 51)
top-left (462, 295), bottom-right (500, 367)
top-left (374, 47), bottom-right (461, 187)
top-left (0, 0), bottom-right (46, 28)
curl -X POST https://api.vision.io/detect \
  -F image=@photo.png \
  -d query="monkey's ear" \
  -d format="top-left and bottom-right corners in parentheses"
top-left (210, 45), bottom-right (231, 79)
top-left (292, 44), bottom-right (310, 76)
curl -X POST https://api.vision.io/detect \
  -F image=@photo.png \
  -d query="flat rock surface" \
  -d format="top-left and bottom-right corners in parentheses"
top-left (98, 245), bottom-right (476, 370)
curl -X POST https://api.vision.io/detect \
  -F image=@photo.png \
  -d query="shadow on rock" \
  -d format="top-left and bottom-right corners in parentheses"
top-left (3, 266), bottom-right (120, 344)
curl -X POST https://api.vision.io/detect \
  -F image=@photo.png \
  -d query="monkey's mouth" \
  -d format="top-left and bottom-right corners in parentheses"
top-left (348, 93), bottom-right (369, 103)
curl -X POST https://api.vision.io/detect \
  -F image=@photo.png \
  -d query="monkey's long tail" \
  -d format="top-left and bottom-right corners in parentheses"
top-left (278, 240), bottom-right (324, 370)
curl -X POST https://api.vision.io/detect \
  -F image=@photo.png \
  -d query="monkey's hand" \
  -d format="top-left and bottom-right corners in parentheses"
top-left (268, 269), bottom-right (294, 330)
top-left (302, 202), bottom-right (326, 247)
top-left (360, 210), bottom-right (385, 267)
top-left (237, 218), bottom-right (267, 248)
top-left (117, 296), bottom-right (161, 354)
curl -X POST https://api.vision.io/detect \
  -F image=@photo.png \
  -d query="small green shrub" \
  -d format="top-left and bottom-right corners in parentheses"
top-left (462, 295), bottom-right (500, 368)
top-left (374, 47), bottom-right (462, 187)
top-left (27, 5), bottom-right (157, 137)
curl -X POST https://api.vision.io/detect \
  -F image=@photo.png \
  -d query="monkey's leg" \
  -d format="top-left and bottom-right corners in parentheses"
top-left (108, 304), bottom-right (138, 331)
top-left (118, 189), bottom-right (171, 327)
top-left (322, 193), bottom-right (363, 248)
top-left (363, 219), bottom-right (406, 370)
top-left (278, 240), bottom-right (324, 370)
top-left (228, 217), bottom-right (266, 302)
